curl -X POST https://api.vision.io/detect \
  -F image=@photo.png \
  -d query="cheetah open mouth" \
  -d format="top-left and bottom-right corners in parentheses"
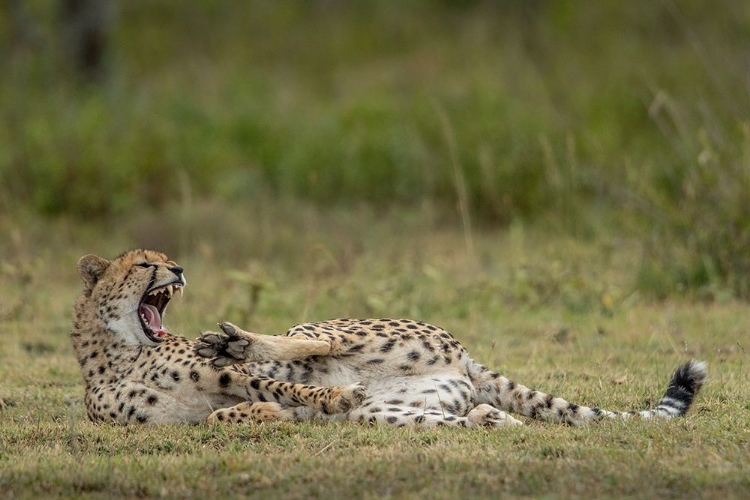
top-left (139, 282), bottom-right (183, 342)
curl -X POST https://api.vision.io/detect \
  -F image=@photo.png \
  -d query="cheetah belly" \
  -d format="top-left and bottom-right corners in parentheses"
top-left (300, 357), bottom-right (477, 416)
top-left (146, 388), bottom-right (244, 424)
top-left (363, 373), bottom-right (476, 411)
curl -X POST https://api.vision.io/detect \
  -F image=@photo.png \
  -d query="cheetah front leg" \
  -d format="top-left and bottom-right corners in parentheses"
top-left (195, 322), bottom-right (335, 367)
top-left (218, 371), bottom-right (366, 415)
top-left (207, 402), bottom-right (316, 424)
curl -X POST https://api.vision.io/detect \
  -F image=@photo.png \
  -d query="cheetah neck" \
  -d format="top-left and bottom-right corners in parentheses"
top-left (71, 294), bottom-right (142, 384)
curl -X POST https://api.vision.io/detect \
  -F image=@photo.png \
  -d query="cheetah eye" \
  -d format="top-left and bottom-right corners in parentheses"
top-left (136, 262), bottom-right (152, 268)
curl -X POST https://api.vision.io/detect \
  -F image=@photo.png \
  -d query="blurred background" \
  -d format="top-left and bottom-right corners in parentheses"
top-left (1, 0), bottom-right (749, 302)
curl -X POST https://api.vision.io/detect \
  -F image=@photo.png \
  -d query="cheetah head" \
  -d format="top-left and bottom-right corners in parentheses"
top-left (77, 250), bottom-right (186, 346)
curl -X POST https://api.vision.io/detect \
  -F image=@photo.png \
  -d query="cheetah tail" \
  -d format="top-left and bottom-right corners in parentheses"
top-left (467, 360), bottom-right (707, 426)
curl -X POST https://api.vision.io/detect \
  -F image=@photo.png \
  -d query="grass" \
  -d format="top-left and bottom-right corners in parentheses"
top-left (3, 1), bottom-right (750, 296)
top-left (1, 207), bottom-right (749, 499)
top-left (1, 2), bottom-right (750, 495)
top-left (1, 2), bottom-right (748, 215)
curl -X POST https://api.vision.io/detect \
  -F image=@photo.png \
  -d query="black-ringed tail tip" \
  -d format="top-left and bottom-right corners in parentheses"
top-left (655, 360), bottom-right (707, 418)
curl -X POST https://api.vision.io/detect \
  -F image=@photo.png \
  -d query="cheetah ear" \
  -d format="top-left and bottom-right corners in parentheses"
top-left (77, 254), bottom-right (111, 289)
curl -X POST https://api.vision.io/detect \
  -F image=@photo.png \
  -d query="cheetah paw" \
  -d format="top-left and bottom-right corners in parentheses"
top-left (327, 383), bottom-right (367, 414)
top-left (468, 404), bottom-right (523, 428)
top-left (195, 322), bottom-right (251, 367)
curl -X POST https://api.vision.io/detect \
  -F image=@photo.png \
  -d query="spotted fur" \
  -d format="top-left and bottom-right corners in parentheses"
top-left (196, 319), bottom-right (706, 428)
top-left (73, 250), bottom-right (706, 428)
top-left (71, 250), bottom-right (365, 425)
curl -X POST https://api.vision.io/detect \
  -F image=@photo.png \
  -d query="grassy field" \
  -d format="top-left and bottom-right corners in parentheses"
top-left (1, 208), bottom-right (748, 499)
top-left (1, 2), bottom-right (750, 498)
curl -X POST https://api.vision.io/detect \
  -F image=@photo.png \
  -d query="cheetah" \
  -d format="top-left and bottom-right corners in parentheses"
top-left (72, 250), bottom-right (706, 428)
top-left (71, 250), bottom-right (366, 425)
top-left (196, 321), bottom-right (706, 427)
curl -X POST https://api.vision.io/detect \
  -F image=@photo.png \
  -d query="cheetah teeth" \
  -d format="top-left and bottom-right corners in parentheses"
top-left (147, 284), bottom-right (183, 298)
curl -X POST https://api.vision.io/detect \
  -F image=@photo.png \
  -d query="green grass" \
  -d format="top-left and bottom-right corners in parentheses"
top-left (3, 1), bottom-right (749, 296)
top-left (0, 1), bottom-right (746, 216)
top-left (1, 2), bottom-right (750, 496)
top-left (1, 209), bottom-right (748, 499)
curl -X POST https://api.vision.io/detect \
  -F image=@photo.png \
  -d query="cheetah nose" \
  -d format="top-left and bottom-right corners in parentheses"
top-left (169, 265), bottom-right (184, 277)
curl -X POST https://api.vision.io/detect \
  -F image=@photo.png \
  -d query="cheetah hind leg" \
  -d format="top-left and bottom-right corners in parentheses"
top-left (349, 403), bottom-right (523, 428)
top-left (207, 402), bottom-right (316, 424)
top-left (195, 322), bottom-right (334, 367)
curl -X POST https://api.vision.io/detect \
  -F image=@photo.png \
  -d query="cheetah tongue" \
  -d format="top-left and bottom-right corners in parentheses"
top-left (140, 304), bottom-right (168, 337)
